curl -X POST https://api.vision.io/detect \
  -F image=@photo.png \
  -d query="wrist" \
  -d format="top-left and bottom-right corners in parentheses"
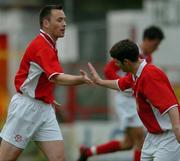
top-left (98, 79), bottom-right (104, 86)
top-left (79, 75), bottom-right (85, 83)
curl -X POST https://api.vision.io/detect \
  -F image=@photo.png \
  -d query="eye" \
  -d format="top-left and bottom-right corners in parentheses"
top-left (57, 17), bottom-right (66, 23)
top-left (57, 18), bottom-right (63, 22)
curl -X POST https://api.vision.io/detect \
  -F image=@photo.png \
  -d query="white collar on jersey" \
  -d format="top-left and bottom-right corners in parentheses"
top-left (40, 29), bottom-right (57, 50)
top-left (135, 59), bottom-right (147, 78)
top-left (40, 29), bottom-right (55, 43)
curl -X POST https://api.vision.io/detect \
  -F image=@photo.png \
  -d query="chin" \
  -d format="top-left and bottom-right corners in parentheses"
top-left (60, 34), bottom-right (65, 37)
top-left (57, 35), bottom-right (64, 39)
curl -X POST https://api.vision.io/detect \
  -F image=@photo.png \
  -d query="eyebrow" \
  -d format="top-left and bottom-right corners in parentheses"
top-left (57, 17), bottom-right (66, 21)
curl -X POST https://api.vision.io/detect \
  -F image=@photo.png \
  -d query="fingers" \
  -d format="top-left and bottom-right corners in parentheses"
top-left (80, 69), bottom-right (85, 75)
top-left (88, 62), bottom-right (96, 74)
top-left (86, 79), bottom-right (94, 85)
top-left (79, 63), bottom-right (100, 85)
top-left (79, 69), bottom-right (94, 85)
top-left (84, 75), bottom-right (94, 85)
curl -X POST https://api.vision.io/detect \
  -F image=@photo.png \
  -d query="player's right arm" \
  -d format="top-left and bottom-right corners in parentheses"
top-left (36, 48), bottom-right (93, 86)
top-left (50, 70), bottom-right (93, 86)
top-left (88, 62), bottom-right (131, 90)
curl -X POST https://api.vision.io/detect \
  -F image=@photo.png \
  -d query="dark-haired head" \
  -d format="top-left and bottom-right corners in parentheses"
top-left (143, 26), bottom-right (164, 41)
top-left (110, 39), bottom-right (139, 63)
top-left (39, 5), bottom-right (63, 28)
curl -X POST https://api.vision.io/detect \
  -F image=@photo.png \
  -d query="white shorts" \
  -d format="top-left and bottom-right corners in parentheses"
top-left (115, 92), bottom-right (143, 130)
top-left (0, 93), bottom-right (63, 149)
top-left (141, 131), bottom-right (180, 161)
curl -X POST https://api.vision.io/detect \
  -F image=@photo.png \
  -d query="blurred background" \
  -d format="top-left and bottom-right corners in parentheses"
top-left (0, 0), bottom-right (180, 161)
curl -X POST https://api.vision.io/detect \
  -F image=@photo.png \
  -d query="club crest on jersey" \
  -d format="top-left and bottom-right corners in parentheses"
top-left (15, 134), bottom-right (23, 142)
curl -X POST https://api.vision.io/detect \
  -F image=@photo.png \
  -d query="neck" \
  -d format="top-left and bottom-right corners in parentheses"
top-left (40, 29), bottom-right (57, 42)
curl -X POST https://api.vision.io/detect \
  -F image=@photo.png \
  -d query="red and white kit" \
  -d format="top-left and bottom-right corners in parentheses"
top-left (103, 52), bottom-right (152, 130)
top-left (15, 29), bottom-right (64, 103)
top-left (0, 30), bottom-right (64, 149)
top-left (117, 60), bottom-right (180, 161)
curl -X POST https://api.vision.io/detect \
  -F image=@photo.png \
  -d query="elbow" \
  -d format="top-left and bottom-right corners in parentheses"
top-left (49, 74), bottom-right (60, 84)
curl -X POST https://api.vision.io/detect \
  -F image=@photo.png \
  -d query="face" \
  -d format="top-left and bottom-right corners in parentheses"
top-left (44, 9), bottom-right (66, 40)
top-left (116, 59), bottom-right (130, 72)
top-left (144, 39), bottom-right (161, 54)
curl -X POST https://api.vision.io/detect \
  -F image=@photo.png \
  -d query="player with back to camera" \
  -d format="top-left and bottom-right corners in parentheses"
top-left (87, 39), bottom-right (180, 161)
top-left (77, 26), bottom-right (164, 161)
top-left (0, 5), bottom-right (93, 161)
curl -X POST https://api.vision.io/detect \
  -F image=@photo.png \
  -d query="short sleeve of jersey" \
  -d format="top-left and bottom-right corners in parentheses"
top-left (117, 73), bottom-right (133, 91)
top-left (143, 70), bottom-right (178, 114)
top-left (36, 47), bottom-right (64, 79)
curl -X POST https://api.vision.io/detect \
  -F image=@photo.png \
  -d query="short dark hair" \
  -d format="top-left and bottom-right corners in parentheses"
top-left (143, 26), bottom-right (164, 41)
top-left (110, 39), bottom-right (139, 63)
top-left (39, 5), bottom-right (63, 28)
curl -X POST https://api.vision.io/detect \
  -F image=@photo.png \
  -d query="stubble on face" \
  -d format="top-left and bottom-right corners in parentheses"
top-left (49, 9), bottom-right (66, 40)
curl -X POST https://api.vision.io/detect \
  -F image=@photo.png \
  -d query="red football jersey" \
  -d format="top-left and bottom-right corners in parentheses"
top-left (117, 60), bottom-right (180, 133)
top-left (15, 30), bottom-right (64, 104)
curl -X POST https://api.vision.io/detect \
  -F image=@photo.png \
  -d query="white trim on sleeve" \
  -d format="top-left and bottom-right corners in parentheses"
top-left (48, 72), bottom-right (64, 80)
top-left (161, 104), bottom-right (179, 116)
top-left (115, 79), bottom-right (123, 91)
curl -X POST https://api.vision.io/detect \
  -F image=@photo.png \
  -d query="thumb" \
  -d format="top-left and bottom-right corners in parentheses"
top-left (80, 69), bottom-right (85, 76)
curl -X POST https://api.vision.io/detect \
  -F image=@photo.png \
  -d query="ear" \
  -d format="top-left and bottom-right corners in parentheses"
top-left (43, 19), bottom-right (50, 28)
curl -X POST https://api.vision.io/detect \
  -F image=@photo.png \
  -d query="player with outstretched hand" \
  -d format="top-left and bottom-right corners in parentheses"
top-left (88, 39), bottom-right (180, 161)
top-left (77, 26), bottom-right (164, 161)
top-left (0, 5), bottom-right (93, 161)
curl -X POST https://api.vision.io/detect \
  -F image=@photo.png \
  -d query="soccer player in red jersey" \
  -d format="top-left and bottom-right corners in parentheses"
top-left (87, 39), bottom-right (180, 161)
top-left (0, 5), bottom-right (92, 161)
top-left (77, 26), bottom-right (164, 161)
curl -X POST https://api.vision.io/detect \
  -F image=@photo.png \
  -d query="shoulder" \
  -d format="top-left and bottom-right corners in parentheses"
top-left (28, 35), bottom-right (53, 53)
top-left (143, 64), bottom-right (166, 80)
top-left (29, 35), bottom-right (46, 48)
top-left (145, 64), bottom-right (163, 73)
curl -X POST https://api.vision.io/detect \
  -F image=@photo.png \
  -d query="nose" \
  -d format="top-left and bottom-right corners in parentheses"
top-left (63, 20), bottom-right (66, 27)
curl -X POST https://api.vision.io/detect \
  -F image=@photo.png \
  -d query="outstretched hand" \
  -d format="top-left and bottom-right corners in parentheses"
top-left (80, 69), bottom-right (94, 85)
top-left (88, 62), bottom-right (102, 85)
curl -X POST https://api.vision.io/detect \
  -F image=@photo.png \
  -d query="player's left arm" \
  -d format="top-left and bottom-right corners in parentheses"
top-left (143, 69), bottom-right (179, 114)
top-left (143, 70), bottom-right (180, 143)
top-left (88, 62), bottom-right (133, 91)
top-left (168, 106), bottom-right (180, 143)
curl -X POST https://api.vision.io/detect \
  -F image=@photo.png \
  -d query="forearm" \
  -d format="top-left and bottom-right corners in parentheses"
top-left (52, 73), bottom-right (85, 86)
top-left (168, 106), bottom-right (180, 143)
top-left (173, 125), bottom-right (180, 142)
top-left (98, 79), bottom-right (119, 90)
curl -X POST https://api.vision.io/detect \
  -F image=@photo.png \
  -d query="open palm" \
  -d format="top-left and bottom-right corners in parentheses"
top-left (88, 62), bottom-right (102, 84)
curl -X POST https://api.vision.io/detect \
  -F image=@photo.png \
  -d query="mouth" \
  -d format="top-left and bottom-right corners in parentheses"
top-left (61, 29), bottom-right (65, 33)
